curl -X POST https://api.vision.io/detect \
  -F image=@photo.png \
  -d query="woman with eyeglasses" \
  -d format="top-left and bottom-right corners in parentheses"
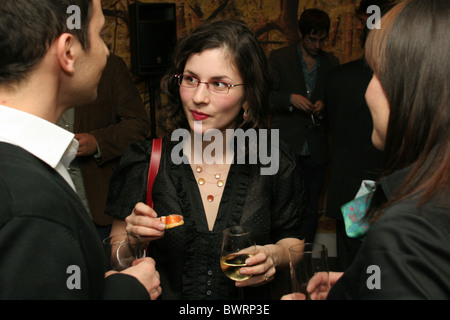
top-left (105, 19), bottom-right (305, 300)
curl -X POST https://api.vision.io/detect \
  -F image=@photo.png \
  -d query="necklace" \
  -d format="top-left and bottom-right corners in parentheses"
top-left (192, 165), bottom-right (227, 202)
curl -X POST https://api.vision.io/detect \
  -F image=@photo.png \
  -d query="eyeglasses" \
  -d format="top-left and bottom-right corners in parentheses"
top-left (175, 74), bottom-right (244, 94)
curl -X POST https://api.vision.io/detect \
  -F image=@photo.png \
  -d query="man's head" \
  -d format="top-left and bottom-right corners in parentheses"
top-left (0, 0), bottom-right (108, 108)
top-left (1, 0), bottom-right (92, 85)
top-left (298, 9), bottom-right (331, 57)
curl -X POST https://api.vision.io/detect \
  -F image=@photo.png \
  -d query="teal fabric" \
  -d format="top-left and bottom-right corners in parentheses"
top-left (341, 180), bottom-right (376, 240)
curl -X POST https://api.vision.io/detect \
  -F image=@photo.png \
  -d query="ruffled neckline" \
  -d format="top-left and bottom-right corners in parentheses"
top-left (166, 139), bottom-right (250, 234)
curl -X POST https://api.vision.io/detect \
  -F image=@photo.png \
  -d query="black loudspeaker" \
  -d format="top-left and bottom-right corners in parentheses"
top-left (129, 3), bottom-right (177, 77)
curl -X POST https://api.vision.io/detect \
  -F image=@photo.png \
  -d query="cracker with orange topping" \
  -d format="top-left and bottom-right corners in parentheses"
top-left (159, 214), bottom-right (184, 229)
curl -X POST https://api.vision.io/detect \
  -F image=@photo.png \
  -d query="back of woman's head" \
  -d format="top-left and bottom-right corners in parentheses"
top-left (160, 19), bottom-right (271, 135)
top-left (365, 0), bottom-right (450, 210)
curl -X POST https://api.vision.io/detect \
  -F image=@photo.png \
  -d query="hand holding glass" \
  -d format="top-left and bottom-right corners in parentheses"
top-left (220, 226), bottom-right (257, 281)
top-left (103, 233), bottom-right (145, 271)
top-left (289, 243), bottom-right (329, 300)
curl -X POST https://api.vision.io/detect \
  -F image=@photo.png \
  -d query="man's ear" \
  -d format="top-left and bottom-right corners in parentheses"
top-left (56, 33), bottom-right (78, 75)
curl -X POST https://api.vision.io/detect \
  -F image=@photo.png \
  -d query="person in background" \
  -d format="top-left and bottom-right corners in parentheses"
top-left (0, 0), bottom-right (161, 299)
top-left (58, 53), bottom-right (151, 239)
top-left (105, 19), bottom-right (305, 300)
top-left (269, 9), bottom-right (339, 243)
top-left (324, 0), bottom-right (394, 271)
top-left (284, 0), bottom-right (450, 300)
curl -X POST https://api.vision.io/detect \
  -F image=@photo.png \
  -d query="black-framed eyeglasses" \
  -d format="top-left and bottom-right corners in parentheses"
top-left (175, 74), bottom-right (244, 94)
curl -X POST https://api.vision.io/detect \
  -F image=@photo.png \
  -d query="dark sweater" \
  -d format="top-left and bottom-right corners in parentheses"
top-left (0, 142), bottom-right (149, 299)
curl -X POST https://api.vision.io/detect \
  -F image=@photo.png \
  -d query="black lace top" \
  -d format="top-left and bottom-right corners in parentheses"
top-left (105, 137), bottom-right (304, 299)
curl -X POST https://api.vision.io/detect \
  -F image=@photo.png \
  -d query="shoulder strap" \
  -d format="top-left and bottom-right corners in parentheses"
top-left (146, 138), bottom-right (162, 208)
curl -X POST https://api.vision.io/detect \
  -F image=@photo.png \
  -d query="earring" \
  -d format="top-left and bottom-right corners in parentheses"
top-left (243, 109), bottom-right (248, 120)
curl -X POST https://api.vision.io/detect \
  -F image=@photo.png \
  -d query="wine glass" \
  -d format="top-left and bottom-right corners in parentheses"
top-left (289, 243), bottom-right (329, 300)
top-left (220, 226), bottom-right (257, 282)
top-left (103, 233), bottom-right (145, 271)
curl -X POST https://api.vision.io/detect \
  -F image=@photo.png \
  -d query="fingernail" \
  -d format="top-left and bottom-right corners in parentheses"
top-left (159, 223), bottom-right (166, 230)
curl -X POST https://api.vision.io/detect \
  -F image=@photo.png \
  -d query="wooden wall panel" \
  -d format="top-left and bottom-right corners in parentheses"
top-left (102, 0), bottom-right (365, 67)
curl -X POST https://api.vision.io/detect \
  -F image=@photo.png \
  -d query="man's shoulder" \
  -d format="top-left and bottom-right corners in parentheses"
top-left (327, 59), bottom-right (372, 83)
top-left (318, 50), bottom-right (340, 66)
top-left (0, 142), bottom-right (75, 199)
top-left (0, 143), bottom-right (87, 229)
top-left (0, 142), bottom-right (36, 167)
top-left (269, 44), bottom-right (297, 58)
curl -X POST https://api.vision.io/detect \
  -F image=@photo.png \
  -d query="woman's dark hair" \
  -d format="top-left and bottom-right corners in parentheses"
top-left (159, 19), bottom-right (272, 137)
top-left (0, 0), bottom-right (93, 85)
top-left (365, 0), bottom-right (450, 221)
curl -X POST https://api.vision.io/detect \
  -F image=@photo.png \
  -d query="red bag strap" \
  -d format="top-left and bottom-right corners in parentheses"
top-left (146, 138), bottom-right (162, 208)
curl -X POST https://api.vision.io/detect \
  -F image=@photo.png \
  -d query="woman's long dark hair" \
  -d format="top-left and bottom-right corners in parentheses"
top-left (364, 0), bottom-right (450, 221)
top-left (159, 19), bottom-right (272, 137)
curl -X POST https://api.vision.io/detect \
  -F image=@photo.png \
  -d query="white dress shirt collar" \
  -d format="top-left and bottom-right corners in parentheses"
top-left (0, 105), bottom-right (79, 190)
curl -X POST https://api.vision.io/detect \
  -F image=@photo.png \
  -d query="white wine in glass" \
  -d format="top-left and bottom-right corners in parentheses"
top-left (220, 253), bottom-right (254, 281)
top-left (220, 226), bottom-right (256, 282)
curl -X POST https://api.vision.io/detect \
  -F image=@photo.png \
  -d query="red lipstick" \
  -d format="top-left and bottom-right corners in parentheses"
top-left (191, 110), bottom-right (210, 121)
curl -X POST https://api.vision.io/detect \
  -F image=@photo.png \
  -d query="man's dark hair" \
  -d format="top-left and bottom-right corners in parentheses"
top-left (298, 8), bottom-right (331, 36)
top-left (0, 0), bottom-right (93, 85)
